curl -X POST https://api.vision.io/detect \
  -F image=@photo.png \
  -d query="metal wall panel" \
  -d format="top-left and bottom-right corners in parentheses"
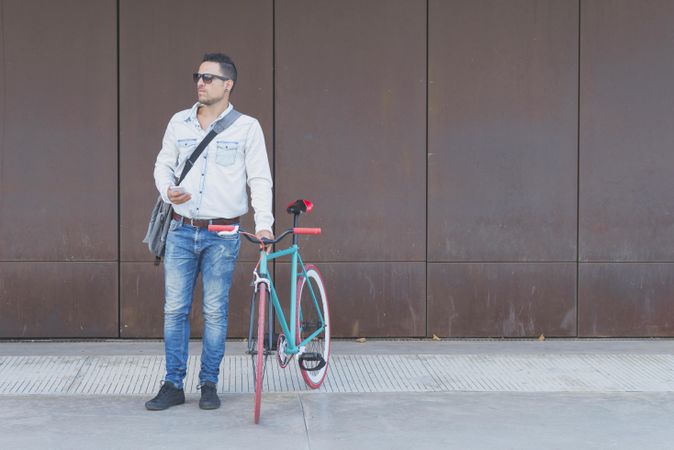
top-left (428, 263), bottom-right (576, 337)
top-left (276, 262), bottom-right (426, 337)
top-left (428, 0), bottom-right (578, 262)
top-left (119, 0), bottom-right (273, 263)
top-left (579, 0), bottom-right (674, 261)
top-left (0, 263), bottom-right (118, 338)
top-left (0, 0), bottom-right (117, 261)
top-left (274, 0), bottom-right (427, 262)
top-left (579, 263), bottom-right (674, 337)
top-left (118, 0), bottom-right (274, 338)
top-left (120, 262), bottom-right (258, 338)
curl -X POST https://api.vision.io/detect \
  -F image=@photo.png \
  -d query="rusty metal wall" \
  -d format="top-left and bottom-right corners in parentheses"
top-left (118, 0), bottom-right (273, 338)
top-left (1, 0), bottom-right (673, 338)
top-left (578, 0), bottom-right (674, 336)
top-left (0, 0), bottom-right (118, 338)
top-left (427, 0), bottom-right (579, 337)
top-left (274, 0), bottom-right (427, 337)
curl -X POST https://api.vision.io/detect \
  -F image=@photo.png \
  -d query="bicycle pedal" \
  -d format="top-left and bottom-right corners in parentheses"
top-left (298, 352), bottom-right (326, 371)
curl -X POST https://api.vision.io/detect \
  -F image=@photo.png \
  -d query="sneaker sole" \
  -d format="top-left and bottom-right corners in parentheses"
top-left (145, 399), bottom-right (185, 411)
top-left (199, 400), bottom-right (221, 410)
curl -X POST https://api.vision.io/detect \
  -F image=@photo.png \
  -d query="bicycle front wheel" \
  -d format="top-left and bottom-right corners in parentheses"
top-left (296, 264), bottom-right (330, 389)
top-left (253, 285), bottom-right (267, 424)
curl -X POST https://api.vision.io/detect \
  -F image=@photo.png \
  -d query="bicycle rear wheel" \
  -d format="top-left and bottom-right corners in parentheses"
top-left (253, 285), bottom-right (267, 424)
top-left (296, 264), bottom-right (330, 389)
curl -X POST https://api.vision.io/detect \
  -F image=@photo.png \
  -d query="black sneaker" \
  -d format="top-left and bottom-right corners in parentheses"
top-left (145, 381), bottom-right (185, 411)
top-left (198, 381), bottom-right (221, 410)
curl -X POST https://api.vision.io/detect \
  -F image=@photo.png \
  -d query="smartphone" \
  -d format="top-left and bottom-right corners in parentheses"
top-left (170, 186), bottom-right (188, 195)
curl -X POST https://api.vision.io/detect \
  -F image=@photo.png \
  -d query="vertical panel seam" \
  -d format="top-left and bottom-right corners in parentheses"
top-left (425, 0), bottom-right (429, 338)
top-left (576, 0), bottom-right (581, 337)
top-left (116, 0), bottom-right (121, 338)
top-left (272, 0), bottom-right (277, 333)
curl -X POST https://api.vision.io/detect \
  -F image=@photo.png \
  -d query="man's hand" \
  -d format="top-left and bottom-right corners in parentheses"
top-left (256, 230), bottom-right (274, 241)
top-left (256, 230), bottom-right (274, 252)
top-left (167, 186), bottom-right (192, 205)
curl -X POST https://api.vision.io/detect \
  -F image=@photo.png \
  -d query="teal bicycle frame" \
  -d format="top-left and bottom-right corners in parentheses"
top-left (256, 242), bottom-right (326, 355)
top-left (211, 200), bottom-right (326, 423)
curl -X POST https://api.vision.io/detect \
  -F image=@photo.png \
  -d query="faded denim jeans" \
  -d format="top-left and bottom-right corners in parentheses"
top-left (162, 218), bottom-right (240, 388)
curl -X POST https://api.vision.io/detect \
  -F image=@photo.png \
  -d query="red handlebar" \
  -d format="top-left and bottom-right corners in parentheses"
top-left (293, 227), bottom-right (321, 235)
top-left (208, 225), bottom-right (321, 236)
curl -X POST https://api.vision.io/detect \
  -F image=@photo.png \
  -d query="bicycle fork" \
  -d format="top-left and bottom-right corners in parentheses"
top-left (247, 270), bottom-right (275, 355)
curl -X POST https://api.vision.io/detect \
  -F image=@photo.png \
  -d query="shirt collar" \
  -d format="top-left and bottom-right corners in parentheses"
top-left (186, 102), bottom-right (234, 126)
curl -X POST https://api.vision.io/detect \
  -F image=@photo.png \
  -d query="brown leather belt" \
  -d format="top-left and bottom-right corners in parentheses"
top-left (172, 212), bottom-right (239, 228)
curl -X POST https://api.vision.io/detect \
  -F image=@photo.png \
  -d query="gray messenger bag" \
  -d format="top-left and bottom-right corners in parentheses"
top-left (142, 109), bottom-right (242, 264)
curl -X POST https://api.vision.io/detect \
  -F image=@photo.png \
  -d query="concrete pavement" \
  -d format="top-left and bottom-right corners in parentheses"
top-left (1, 339), bottom-right (673, 449)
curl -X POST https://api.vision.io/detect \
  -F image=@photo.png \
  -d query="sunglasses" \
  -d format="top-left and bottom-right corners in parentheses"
top-left (193, 72), bottom-right (229, 84)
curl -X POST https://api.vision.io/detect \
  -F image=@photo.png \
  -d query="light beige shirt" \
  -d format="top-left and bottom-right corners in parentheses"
top-left (153, 102), bottom-right (274, 233)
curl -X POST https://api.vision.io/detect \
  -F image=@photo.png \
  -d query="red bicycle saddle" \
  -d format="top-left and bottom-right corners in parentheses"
top-left (287, 199), bottom-right (314, 215)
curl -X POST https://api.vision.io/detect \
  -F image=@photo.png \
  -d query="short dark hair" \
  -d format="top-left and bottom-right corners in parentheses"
top-left (202, 53), bottom-right (237, 90)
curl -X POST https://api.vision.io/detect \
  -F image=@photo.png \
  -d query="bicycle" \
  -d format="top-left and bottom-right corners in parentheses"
top-left (208, 199), bottom-right (330, 424)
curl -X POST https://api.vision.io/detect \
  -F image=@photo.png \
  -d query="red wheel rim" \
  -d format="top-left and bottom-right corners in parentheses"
top-left (254, 287), bottom-right (266, 424)
top-left (296, 265), bottom-right (330, 389)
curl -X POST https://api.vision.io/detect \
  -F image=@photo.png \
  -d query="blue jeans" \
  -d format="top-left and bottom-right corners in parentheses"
top-left (162, 218), bottom-right (240, 389)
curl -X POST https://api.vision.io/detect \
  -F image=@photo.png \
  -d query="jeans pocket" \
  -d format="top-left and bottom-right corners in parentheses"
top-left (168, 218), bottom-right (180, 232)
top-left (216, 141), bottom-right (238, 167)
top-left (215, 230), bottom-right (240, 242)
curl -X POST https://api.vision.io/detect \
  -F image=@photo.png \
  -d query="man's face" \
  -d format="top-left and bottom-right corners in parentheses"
top-left (196, 61), bottom-right (230, 105)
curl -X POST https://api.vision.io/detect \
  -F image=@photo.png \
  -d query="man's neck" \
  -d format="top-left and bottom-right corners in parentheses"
top-left (198, 99), bottom-right (230, 128)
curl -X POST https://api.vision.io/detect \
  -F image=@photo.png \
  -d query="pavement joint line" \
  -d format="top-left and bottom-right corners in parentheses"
top-left (419, 354), bottom-right (447, 391)
top-left (65, 356), bottom-right (88, 394)
top-left (298, 393), bottom-right (312, 450)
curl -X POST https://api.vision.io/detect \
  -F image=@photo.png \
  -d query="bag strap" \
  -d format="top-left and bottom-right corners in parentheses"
top-left (176, 108), bottom-right (242, 185)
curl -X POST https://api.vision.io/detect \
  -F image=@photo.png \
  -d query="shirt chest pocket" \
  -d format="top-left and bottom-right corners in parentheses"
top-left (215, 141), bottom-right (240, 167)
top-left (177, 138), bottom-right (197, 153)
top-left (176, 138), bottom-right (198, 166)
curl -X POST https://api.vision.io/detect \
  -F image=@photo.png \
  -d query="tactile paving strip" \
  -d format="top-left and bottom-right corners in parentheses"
top-left (1, 354), bottom-right (674, 395)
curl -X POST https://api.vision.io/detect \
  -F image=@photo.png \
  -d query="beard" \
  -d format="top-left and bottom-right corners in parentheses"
top-left (199, 91), bottom-right (225, 106)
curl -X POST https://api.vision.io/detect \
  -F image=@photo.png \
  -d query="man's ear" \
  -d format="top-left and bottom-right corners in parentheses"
top-left (226, 80), bottom-right (234, 92)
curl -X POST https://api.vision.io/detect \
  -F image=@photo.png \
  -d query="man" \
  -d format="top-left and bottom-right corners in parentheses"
top-left (146, 53), bottom-right (274, 411)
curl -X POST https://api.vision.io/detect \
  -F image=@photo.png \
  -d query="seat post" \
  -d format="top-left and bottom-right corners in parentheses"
top-left (292, 213), bottom-right (299, 246)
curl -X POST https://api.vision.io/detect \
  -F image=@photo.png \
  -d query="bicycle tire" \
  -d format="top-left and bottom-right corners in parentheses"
top-left (254, 286), bottom-right (267, 424)
top-left (296, 264), bottom-right (330, 389)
